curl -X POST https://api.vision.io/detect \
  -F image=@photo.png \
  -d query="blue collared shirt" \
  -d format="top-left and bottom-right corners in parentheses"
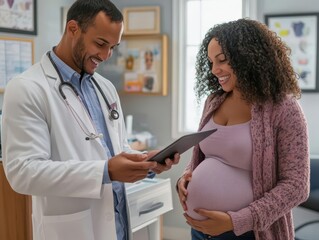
top-left (49, 51), bottom-right (128, 240)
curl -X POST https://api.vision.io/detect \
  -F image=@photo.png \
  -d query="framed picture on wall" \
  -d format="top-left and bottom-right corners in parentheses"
top-left (122, 6), bottom-right (160, 35)
top-left (265, 13), bottom-right (319, 92)
top-left (0, 0), bottom-right (37, 35)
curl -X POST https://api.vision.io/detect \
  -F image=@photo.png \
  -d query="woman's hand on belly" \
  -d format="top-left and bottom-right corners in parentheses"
top-left (177, 171), bottom-right (192, 211)
top-left (184, 209), bottom-right (233, 236)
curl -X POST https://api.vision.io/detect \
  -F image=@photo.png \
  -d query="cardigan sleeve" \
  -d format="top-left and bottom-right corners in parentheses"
top-left (228, 97), bottom-right (310, 235)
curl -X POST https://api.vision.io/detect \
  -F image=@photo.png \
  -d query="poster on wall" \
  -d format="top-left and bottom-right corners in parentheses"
top-left (265, 13), bottom-right (319, 92)
top-left (0, 0), bottom-right (37, 35)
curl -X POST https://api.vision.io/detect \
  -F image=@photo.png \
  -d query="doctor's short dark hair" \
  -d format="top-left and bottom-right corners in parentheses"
top-left (195, 18), bottom-right (301, 104)
top-left (67, 0), bottom-right (123, 32)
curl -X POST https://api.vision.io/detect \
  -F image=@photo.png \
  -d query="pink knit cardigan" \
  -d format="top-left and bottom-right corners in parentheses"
top-left (186, 93), bottom-right (310, 240)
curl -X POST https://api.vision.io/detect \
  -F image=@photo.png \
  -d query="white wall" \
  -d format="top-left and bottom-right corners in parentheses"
top-left (34, 0), bottom-right (74, 61)
top-left (300, 95), bottom-right (319, 155)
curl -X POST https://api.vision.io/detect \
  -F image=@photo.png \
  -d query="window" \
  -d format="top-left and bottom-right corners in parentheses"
top-left (172, 0), bottom-right (257, 137)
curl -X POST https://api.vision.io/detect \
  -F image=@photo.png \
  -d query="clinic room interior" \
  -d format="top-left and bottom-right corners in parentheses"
top-left (1, 0), bottom-right (319, 240)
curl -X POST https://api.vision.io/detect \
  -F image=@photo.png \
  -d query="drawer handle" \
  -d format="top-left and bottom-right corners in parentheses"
top-left (139, 202), bottom-right (164, 216)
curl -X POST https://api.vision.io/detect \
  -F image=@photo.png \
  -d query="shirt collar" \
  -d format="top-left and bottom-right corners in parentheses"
top-left (49, 49), bottom-right (91, 83)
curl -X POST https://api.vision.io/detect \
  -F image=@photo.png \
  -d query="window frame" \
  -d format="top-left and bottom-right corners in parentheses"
top-left (171, 0), bottom-right (257, 138)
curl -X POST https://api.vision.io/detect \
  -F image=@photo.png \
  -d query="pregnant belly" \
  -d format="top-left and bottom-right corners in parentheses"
top-left (186, 158), bottom-right (253, 220)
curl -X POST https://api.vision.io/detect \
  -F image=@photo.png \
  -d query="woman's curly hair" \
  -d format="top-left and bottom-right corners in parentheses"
top-left (194, 18), bottom-right (301, 104)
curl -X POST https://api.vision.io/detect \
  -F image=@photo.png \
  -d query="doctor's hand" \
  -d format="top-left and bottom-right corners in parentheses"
top-left (177, 171), bottom-right (192, 211)
top-left (146, 151), bottom-right (180, 174)
top-left (184, 210), bottom-right (233, 237)
top-left (108, 152), bottom-right (157, 183)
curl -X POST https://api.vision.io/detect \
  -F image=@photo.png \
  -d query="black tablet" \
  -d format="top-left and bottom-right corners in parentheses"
top-left (148, 129), bottom-right (217, 164)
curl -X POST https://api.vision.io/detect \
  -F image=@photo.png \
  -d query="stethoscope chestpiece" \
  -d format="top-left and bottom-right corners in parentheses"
top-left (110, 109), bottom-right (120, 120)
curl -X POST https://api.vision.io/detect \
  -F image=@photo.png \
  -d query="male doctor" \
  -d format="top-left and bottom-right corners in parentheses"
top-left (1, 0), bottom-right (179, 240)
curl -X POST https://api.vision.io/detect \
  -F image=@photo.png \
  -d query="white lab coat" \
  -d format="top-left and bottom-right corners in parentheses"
top-left (2, 53), bottom-right (133, 240)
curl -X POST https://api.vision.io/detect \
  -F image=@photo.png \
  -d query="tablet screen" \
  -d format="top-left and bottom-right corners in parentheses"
top-left (148, 129), bottom-right (217, 164)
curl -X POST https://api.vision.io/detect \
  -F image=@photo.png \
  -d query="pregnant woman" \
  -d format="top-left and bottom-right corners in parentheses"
top-left (176, 19), bottom-right (309, 240)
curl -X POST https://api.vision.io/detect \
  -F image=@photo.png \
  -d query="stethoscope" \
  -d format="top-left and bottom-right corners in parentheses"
top-left (46, 51), bottom-right (119, 140)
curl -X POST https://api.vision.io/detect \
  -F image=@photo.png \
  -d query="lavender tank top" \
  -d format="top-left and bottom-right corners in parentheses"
top-left (186, 118), bottom-right (253, 220)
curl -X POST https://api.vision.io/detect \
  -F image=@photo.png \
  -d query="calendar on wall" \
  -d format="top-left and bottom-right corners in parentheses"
top-left (0, 37), bottom-right (34, 93)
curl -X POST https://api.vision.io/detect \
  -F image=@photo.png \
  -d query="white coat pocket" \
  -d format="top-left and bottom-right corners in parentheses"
top-left (43, 209), bottom-right (95, 240)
